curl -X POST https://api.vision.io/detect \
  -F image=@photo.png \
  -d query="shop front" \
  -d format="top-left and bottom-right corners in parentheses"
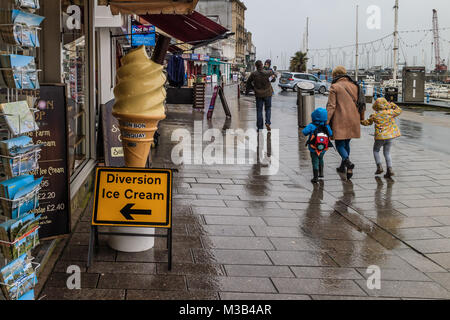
top-left (0, 0), bottom-right (229, 300)
top-left (208, 58), bottom-right (232, 84)
top-left (0, 0), bottom-right (101, 300)
top-left (183, 53), bottom-right (210, 85)
top-left (208, 58), bottom-right (221, 83)
top-left (37, 0), bottom-right (97, 235)
top-left (139, 10), bottom-right (230, 103)
top-left (38, 0), bottom-right (203, 235)
top-left (1, 0), bottom-right (214, 239)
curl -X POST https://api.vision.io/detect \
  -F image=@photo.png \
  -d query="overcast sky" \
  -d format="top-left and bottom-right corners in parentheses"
top-left (243, 0), bottom-right (450, 71)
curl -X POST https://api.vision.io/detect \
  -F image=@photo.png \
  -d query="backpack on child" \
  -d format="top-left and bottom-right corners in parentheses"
top-left (306, 125), bottom-right (334, 156)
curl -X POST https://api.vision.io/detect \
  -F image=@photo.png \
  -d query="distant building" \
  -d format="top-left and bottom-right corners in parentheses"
top-left (245, 30), bottom-right (256, 72)
top-left (196, 0), bottom-right (248, 70)
top-left (232, 0), bottom-right (247, 69)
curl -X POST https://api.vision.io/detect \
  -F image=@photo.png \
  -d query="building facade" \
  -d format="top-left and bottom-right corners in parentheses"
top-left (195, 0), bottom-right (234, 63)
top-left (195, 0), bottom-right (248, 70)
top-left (245, 30), bottom-right (256, 72)
top-left (231, 0), bottom-right (246, 68)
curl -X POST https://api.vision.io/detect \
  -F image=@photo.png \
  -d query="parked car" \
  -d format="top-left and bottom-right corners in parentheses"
top-left (279, 72), bottom-right (330, 94)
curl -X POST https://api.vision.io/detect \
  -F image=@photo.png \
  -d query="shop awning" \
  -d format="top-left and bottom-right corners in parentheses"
top-left (98, 0), bottom-right (199, 15)
top-left (140, 11), bottom-right (230, 48)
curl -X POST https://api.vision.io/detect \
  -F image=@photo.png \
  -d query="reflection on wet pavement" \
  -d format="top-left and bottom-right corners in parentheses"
top-left (40, 84), bottom-right (450, 300)
top-left (399, 119), bottom-right (450, 155)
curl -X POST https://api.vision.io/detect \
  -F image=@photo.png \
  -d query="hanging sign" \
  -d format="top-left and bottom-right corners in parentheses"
top-left (130, 23), bottom-right (156, 47)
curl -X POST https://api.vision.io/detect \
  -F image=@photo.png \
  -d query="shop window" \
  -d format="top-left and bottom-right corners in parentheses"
top-left (61, 0), bottom-right (89, 178)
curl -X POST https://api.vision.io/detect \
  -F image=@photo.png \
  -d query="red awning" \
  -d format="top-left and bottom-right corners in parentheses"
top-left (154, 33), bottom-right (184, 53)
top-left (140, 11), bottom-right (229, 47)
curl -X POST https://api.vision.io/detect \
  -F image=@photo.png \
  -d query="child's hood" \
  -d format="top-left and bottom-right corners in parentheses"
top-left (311, 108), bottom-right (328, 125)
top-left (372, 98), bottom-right (392, 111)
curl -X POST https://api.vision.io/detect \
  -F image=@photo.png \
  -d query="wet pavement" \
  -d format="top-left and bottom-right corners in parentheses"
top-left (39, 84), bottom-right (450, 300)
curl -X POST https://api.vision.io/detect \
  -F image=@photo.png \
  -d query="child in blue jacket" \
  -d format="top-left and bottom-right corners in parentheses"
top-left (302, 108), bottom-right (333, 183)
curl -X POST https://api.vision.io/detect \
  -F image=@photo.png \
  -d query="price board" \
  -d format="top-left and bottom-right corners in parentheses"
top-left (33, 84), bottom-right (71, 239)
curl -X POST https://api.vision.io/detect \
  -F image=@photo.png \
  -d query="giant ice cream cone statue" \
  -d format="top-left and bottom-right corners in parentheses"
top-left (113, 45), bottom-right (166, 168)
top-left (108, 38), bottom-right (171, 254)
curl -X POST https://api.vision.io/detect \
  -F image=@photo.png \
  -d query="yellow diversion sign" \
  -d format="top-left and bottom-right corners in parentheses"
top-left (92, 167), bottom-right (172, 228)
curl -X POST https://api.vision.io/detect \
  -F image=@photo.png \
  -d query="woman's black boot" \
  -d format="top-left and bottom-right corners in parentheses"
top-left (336, 161), bottom-right (346, 173)
top-left (344, 159), bottom-right (355, 170)
top-left (344, 159), bottom-right (355, 180)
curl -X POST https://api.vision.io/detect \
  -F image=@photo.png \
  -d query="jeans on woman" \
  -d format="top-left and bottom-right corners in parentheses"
top-left (335, 139), bottom-right (351, 161)
top-left (373, 139), bottom-right (393, 168)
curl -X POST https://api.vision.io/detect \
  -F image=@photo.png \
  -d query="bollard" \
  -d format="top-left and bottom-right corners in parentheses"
top-left (297, 82), bottom-right (315, 127)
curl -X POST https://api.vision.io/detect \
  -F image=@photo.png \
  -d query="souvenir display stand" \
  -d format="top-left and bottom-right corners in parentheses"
top-left (0, 0), bottom-right (43, 300)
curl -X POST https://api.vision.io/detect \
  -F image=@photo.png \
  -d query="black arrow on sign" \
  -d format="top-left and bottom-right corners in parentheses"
top-left (120, 204), bottom-right (152, 220)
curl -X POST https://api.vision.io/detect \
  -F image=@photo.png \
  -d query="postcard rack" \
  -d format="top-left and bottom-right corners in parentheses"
top-left (0, 69), bottom-right (41, 99)
top-left (0, 24), bottom-right (41, 47)
top-left (0, 148), bottom-right (41, 178)
top-left (0, 108), bottom-right (40, 137)
top-left (0, 225), bottom-right (40, 265)
top-left (0, 225), bottom-right (40, 247)
top-left (0, 261), bottom-right (40, 300)
top-left (0, 0), bottom-right (42, 301)
top-left (0, 38), bottom-right (37, 59)
top-left (0, 184), bottom-right (41, 215)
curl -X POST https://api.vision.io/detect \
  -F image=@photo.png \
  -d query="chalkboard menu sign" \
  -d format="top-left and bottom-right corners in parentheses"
top-left (101, 100), bottom-right (125, 167)
top-left (32, 84), bottom-right (71, 239)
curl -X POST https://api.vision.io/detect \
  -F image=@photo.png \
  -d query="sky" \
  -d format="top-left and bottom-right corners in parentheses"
top-left (243, 0), bottom-right (450, 71)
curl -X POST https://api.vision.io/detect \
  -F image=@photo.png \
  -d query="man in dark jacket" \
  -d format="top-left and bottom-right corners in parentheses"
top-left (246, 60), bottom-right (277, 131)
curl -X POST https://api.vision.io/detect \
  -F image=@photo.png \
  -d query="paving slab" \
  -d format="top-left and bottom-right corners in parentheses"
top-left (272, 278), bottom-right (367, 296)
top-left (219, 292), bottom-right (311, 300)
top-left (355, 280), bottom-right (450, 299)
top-left (187, 276), bottom-right (277, 293)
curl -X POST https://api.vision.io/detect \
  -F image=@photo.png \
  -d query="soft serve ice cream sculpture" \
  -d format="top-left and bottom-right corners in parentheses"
top-left (113, 45), bottom-right (166, 167)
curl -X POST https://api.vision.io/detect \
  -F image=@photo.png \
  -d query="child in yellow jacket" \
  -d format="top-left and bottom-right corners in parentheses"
top-left (361, 98), bottom-right (402, 178)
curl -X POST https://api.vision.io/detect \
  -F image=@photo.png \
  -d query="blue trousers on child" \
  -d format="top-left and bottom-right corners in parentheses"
top-left (311, 152), bottom-right (325, 170)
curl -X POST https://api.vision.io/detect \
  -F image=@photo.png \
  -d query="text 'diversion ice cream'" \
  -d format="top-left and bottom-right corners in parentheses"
top-left (112, 45), bottom-right (167, 167)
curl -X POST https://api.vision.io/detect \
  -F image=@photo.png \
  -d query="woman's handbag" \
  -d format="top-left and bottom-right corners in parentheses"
top-left (344, 84), bottom-right (366, 121)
